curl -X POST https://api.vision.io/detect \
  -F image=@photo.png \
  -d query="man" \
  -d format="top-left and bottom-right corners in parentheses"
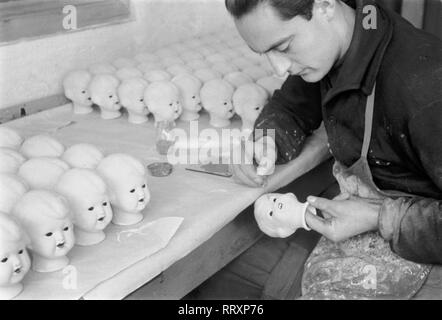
top-left (227, 0), bottom-right (441, 273)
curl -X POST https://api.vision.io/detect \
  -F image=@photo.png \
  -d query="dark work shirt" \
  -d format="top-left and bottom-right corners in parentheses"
top-left (254, 0), bottom-right (442, 263)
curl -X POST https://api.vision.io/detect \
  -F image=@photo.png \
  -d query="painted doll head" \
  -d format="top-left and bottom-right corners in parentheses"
top-left (0, 127), bottom-right (23, 150)
top-left (89, 74), bottom-right (121, 120)
top-left (18, 157), bottom-right (70, 190)
top-left (200, 79), bottom-right (235, 128)
top-left (20, 134), bottom-right (65, 158)
top-left (63, 70), bottom-right (93, 114)
top-left (0, 148), bottom-right (26, 174)
top-left (172, 74), bottom-right (202, 121)
top-left (254, 193), bottom-right (314, 238)
top-left (61, 143), bottom-right (104, 169)
top-left (96, 154), bottom-right (150, 226)
top-left (118, 78), bottom-right (150, 124)
top-left (0, 174), bottom-right (28, 214)
top-left (12, 190), bottom-right (75, 272)
top-left (233, 83), bottom-right (269, 132)
top-left (144, 81), bottom-right (182, 123)
top-left (0, 212), bottom-right (31, 300)
top-left (55, 169), bottom-right (112, 246)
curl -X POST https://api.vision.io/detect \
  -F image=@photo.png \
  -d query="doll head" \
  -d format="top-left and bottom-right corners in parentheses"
top-left (172, 74), bottom-right (202, 121)
top-left (0, 174), bottom-right (28, 214)
top-left (144, 69), bottom-right (172, 82)
top-left (180, 50), bottom-right (204, 63)
top-left (20, 134), bottom-right (65, 158)
top-left (88, 63), bottom-right (117, 75)
top-left (242, 66), bottom-right (270, 81)
top-left (233, 83), bottom-right (268, 132)
top-left (55, 169), bottom-right (112, 246)
top-left (117, 78), bottom-right (150, 124)
top-left (194, 68), bottom-right (222, 83)
top-left (161, 56), bottom-right (184, 67)
top-left (137, 61), bottom-right (162, 73)
top-left (254, 193), bottom-right (314, 238)
top-left (206, 53), bottom-right (227, 64)
top-left (200, 79), bottom-right (235, 128)
top-left (18, 157), bottom-right (70, 190)
top-left (12, 190), bottom-right (75, 272)
top-left (144, 81), bottom-right (182, 123)
top-left (0, 212), bottom-right (31, 300)
top-left (61, 143), bottom-right (104, 169)
top-left (135, 52), bottom-right (160, 64)
top-left (0, 127), bottom-right (23, 150)
top-left (96, 154), bottom-right (150, 226)
top-left (115, 67), bottom-right (143, 81)
top-left (256, 76), bottom-right (286, 96)
top-left (113, 57), bottom-right (137, 69)
top-left (223, 72), bottom-right (254, 89)
top-left (63, 70), bottom-right (93, 114)
top-left (166, 64), bottom-right (193, 77)
top-left (0, 148), bottom-right (26, 174)
top-left (195, 46), bottom-right (216, 57)
top-left (211, 62), bottom-right (239, 76)
top-left (186, 59), bottom-right (210, 71)
top-left (89, 74), bottom-right (121, 119)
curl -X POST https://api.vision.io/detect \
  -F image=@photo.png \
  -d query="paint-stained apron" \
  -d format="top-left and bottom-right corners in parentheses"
top-left (300, 85), bottom-right (432, 299)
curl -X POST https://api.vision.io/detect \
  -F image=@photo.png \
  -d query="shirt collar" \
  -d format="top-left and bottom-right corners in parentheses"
top-left (322, 0), bottom-right (393, 105)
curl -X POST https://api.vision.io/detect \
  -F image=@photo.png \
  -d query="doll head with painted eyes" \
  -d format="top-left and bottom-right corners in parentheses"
top-left (172, 74), bottom-right (202, 121)
top-left (0, 212), bottom-right (31, 300)
top-left (89, 74), bottom-right (121, 120)
top-left (12, 190), bottom-right (75, 272)
top-left (233, 83), bottom-right (269, 134)
top-left (63, 70), bottom-right (93, 115)
top-left (96, 154), bottom-right (150, 226)
top-left (55, 169), bottom-right (113, 246)
top-left (144, 81), bottom-right (182, 123)
top-left (118, 78), bottom-right (150, 124)
top-left (254, 193), bottom-right (315, 238)
top-left (200, 79), bottom-right (235, 128)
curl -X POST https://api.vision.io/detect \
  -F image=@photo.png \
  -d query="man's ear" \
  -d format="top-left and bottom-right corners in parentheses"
top-left (314, 0), bottom-right (336, 20)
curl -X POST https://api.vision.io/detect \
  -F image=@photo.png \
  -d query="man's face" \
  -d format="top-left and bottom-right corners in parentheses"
top-left (235, 2), bottom-right (341, 82)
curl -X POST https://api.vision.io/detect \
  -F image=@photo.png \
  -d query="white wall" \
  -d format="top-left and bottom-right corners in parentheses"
top-left (0, 0), bottom-right (235, 110)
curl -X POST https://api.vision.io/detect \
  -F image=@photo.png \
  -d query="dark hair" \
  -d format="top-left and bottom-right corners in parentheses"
top-left (225, 0), bottom-right (315, 21)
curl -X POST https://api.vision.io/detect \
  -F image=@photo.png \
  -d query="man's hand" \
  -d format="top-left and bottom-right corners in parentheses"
top-left (304, 196), bottom-right (383, 242)
top-left (230, 136), bottom-right (276, 188)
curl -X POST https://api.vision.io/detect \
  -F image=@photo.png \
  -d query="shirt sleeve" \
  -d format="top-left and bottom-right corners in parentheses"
top-left (253, 75), bottom-right (323, 164)
top-left (378, 102), bottom-right (442, 264)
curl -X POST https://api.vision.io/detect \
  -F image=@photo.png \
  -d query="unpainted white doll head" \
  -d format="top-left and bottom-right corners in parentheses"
top-left (0, 148), bottom-right (26, 174)
top-left (144, 81), bottom-right (182, 123)
top-left (89, 74), bottom-right (121, 120)
top-left (96, 154), bottom-right (150, 226)
top-left (144, 69), bottom-right (172, 83)
top-left (63, 70), bottom-right (93, 114)
top-left (137, 61), bottom-right (163, 74)
top-left (195, 46), bottom-right (216, 57)
top-left (242, 66), bottom-right (271, 81)
top-left (18, 157), bottom-right (70, 190)
top-left (206, 53), bottom-right (227, 65)
top-left (88, 63), bottom-right (117, 76)
top-left (0, 127), bottom-right (23, 150)
top-left (135, 52), bottom-right (160, 64)
top-left (254, 193), bottom-right (316, 238)
top-left (155, 47), bottom-right (177, 59)
top-left (172, 74), bottom-right (202, 121)
top-left (166, 64), bottom-right (193, 77)
top-left (61, 143), bottom-right (104, 169)
top-left (12, 190), bottom-right (75, 273)
top-left (232, 83), bottom-right (269, 133)
top-left (0, 174), bottom-right (28, 214)
top-left (194, 68), bottom-right (222, 83)
top-left (161, 56), bottom-right (184, 67)
top-left (180, 50), bottom-right (204, 63)
top-left (200, 79), bottom-right (235, 128)
top-left (0, 212), bottom-right (31, 300)
top-left (223, 72), bottom-right (254, 89)
top-left (20, 134), bottom-right (65, 158)
top-left (186, 59), bottom-right (210, 71)
top-left (231, 57), bottom-right (256, 71)
top-left (211, 62), bottom-right (239, 76)
top-left (113, 57), bottom-right (137, 69)
top-left (256, 76), bottom-right (286, 96)
top-left (115, 67), bottom-right (143, 81)
top-left (55, 169), bottom-right (113, 246)
top-left (118, 78), bottom-right (150, 124)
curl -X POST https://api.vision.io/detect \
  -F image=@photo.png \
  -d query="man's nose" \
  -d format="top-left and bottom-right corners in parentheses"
top-left (266, 51), bottom-right (291, 77)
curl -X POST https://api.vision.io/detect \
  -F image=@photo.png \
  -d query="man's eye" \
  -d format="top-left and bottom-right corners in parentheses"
top-left (130, 189), bottom-right (136, 193)
top-left (1, 257), bottom-right (7, 263)
top-left (278, 203), bottom-right (283, 210)
top-left (45, 232), bottom-right (53, 237)
top-left (88, 207), bottom-right (94, 211)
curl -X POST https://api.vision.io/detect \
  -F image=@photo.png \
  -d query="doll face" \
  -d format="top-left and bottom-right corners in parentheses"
top-left (64, 72), bottom-right (93, 106)
top-left (145, 83), bottom-right (182, 121)
top-left (99, 87), bottom-right (120, 111)
top-left (74, 195), bottom-right (113, 232)
top-left (68, 86), bottom-right (92, 106)
top-left (254, 193), bottom-right (300, 237)
top-left (119, 82), bottom-right (148, 116)
top-left (234, 86), bottom-right (267, 124)
top-left (114, 177), bottom-right (150, 213)
top-left (28, 215), bottom-right (75, 259)
top-left (90, 76), bottom-right (120, 111)
top-left (202, 87), bottom-right (234, 120)
top-left (173, 76), bottom-right (202, 113)
top-left (0, 240), bottom-right (31, 286)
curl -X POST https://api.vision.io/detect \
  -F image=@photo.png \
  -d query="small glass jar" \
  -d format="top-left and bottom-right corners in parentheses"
top-left (155, 120), bottom-right (176, 155)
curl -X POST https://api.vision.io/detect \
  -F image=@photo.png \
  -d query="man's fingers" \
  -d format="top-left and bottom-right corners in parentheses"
top-left (305, 211), bottom-right (334, 237)
top-left (307, 196), bottom-right (337, 216)
top-left (230, 164), bottom-right (264, 187)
